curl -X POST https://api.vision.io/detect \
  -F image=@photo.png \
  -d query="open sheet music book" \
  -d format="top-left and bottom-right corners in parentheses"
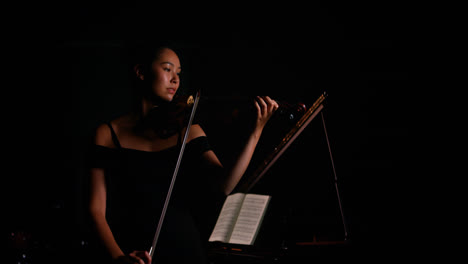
top-left (208, 193), bottom-right (271, 245)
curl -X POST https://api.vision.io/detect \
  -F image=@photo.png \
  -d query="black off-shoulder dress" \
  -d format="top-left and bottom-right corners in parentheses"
top-left (87, 123), bottom-right (224, 264)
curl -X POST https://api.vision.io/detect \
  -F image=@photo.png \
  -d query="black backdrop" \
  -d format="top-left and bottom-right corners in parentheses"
top-left (7, 1), bottom-right (415, 263)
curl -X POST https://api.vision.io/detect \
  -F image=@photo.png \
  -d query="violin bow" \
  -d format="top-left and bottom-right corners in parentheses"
top-left (148, 90), bottom-right (201, 258)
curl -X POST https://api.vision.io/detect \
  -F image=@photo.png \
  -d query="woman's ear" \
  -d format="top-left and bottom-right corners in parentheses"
top-left (134, 64), bottom-right (145, 80)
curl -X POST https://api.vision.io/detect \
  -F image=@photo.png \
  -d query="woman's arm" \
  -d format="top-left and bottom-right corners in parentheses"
top-left (89, 167), bottom-right (126, 259)
top-left (89, 124), bottom-right (126, 260)
top-left (192, 96), bottom-right (278, 195)
top-left (89, 124), bottom-right (151, 264)
top-left (221, 96), bottom-right (278, 194)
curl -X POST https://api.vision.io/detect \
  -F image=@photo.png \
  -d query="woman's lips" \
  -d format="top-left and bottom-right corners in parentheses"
top-left (167, 88), bottom-right (176, 94)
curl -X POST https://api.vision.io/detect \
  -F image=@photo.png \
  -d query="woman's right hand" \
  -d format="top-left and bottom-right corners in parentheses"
top-left (115, 251), bottom-right (151, 264)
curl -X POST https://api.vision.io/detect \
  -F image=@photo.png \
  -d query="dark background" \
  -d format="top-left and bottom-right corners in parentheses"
top-left (7, 1), bottom-right (416, 263)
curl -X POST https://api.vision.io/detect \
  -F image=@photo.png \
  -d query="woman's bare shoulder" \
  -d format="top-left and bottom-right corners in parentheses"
top-left (93, 114), bottom-right (133, 147)
top-left (188, 124), bottom-right (207, 141)
top-left (94, 123), bottom-right (113, 147)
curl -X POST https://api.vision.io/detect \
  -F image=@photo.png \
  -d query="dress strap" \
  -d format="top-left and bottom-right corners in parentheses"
top-left (107, 122), bottom-right (122, 149)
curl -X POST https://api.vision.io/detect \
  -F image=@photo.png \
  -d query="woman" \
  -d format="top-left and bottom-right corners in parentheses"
top-left (87, 42), bottom-right (278, 264)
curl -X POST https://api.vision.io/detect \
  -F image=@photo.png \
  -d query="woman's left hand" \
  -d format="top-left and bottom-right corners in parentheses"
top-left (254, 96), bottom-right (279, 131)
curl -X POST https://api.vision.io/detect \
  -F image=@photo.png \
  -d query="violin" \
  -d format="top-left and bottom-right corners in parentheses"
top-left (138, 94), bottom-right (307, 138)
top-left (173, 94), bottom-right (308, 120)
top-left (135, 94), bottom-right (195, 138)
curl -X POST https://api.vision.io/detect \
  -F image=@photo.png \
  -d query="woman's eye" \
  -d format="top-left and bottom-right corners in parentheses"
top-left (164, 68), bottom-right (170, 72)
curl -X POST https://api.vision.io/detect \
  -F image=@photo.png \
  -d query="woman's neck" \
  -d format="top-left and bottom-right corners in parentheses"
top-left (135, 97), bottom-right (180, 139)
top-left (140, 96), bottom-right (169, 116)
top-left (141, 99), bottom-right (155, 117)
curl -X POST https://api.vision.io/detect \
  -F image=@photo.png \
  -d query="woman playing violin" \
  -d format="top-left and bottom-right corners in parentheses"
top-left (87, 41), bottom-right (278, 264)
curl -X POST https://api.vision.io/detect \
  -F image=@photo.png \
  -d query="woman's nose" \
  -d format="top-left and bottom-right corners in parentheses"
top-left (171, 73), bottom-right (179, 84)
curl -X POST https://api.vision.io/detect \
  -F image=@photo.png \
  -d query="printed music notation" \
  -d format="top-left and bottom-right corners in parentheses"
top-left (209, 193), bottom-right (271, 245)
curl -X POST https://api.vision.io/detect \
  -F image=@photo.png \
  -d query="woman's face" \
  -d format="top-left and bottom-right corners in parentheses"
top-left (147, 48), bottom-right (181, 102)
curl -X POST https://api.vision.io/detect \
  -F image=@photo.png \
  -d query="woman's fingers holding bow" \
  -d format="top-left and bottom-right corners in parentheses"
top-left (122, 250), bottom-right (151, 264)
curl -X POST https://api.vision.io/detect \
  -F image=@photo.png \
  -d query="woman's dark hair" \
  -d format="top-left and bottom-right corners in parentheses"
top-left (123, 39), bottom-right (188, 113)
top-left (124, 39), bottom-right (181, 78)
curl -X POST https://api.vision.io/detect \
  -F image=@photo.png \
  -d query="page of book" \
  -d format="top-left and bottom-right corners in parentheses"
top-left (208, 193), bottom-right (246, 242)
top-left (228, 194), bottom-right (271, 245)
